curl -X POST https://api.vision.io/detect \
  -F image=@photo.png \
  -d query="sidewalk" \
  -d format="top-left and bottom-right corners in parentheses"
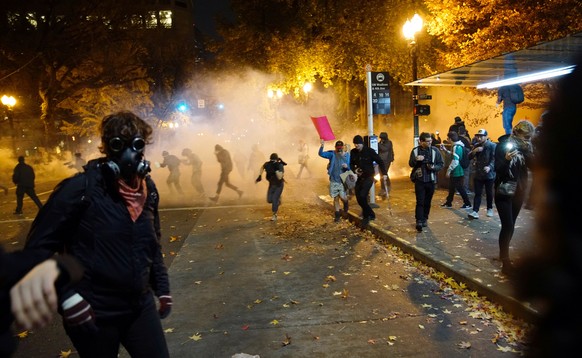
top-left (319, 177), bottom-right (539, 322)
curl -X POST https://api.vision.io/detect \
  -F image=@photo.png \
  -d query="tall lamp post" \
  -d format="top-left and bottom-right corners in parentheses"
top-left (1, 95), bottom-right (17, 155)
top-left (403, 14), bottom-right (423, 146)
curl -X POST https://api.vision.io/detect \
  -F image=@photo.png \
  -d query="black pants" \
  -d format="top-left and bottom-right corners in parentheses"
top-left (414, 180), bottom-right (435, 222)
top-left (15, 185), bottom-right (42, 213)
top-left (267, 182), bottom-right (284, 213)
top-left (494, 186), bottom-right (526, 261)
top-left (445, 176), bottom-right (471, 206)
top-left (64, 299), bottom-right (169, 358)
top-left (355, 176), bottom-right (375, 219)
top-left (216, 170), bottom-right (238, 195)
top-left (472, 178), bottom-right (494, 212)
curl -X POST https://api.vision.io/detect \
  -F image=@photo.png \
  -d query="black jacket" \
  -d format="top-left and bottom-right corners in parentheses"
top-left (494, 134), bottom-right (533, 190)
top-left (24, 159), bottom-right (169, 319)
top-left (12, 162), bottom-right (36, 188)
top-left (350, 147), bottom-right (387, 178)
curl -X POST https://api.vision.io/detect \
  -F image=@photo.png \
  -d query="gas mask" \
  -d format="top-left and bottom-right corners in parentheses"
top-left (106, 136), bottom-right (150, 179)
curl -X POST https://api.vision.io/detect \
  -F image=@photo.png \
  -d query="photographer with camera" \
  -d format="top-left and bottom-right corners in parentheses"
top-left (494, 120), bottom-right (535, 276)
top-left (408, 132), bottom-right (444, 232)
top-left (467, 129), bottom-right (497, 220)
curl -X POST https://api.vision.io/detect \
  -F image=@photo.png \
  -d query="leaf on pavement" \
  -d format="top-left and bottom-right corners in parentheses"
top-left (341, 288), bottom-right (349, 299)
top-left (189, 333), bottom-right (202, 341)
top-left (325, 275), bottom-right (336, 282)
top-left (169, 235), bottom-right (180, 242)
top-left (16, 331), bottom-right (28, 339)
top-left (282, 333), bottom-right (291, 346)
top-left (215, 243), bottom-right (224, 249)
top-left (242, 325), bottom-right (249, 330)
top-left (164, 328), bottom-right (175, 333)
top-left (458, 341), bottom-right (472, 349)
top-left (388, 336), bottom-right (397, 341)
top-left (367, 339), bottom-right (376, 344)
top-left (59, 350), bottom-right (73, 358)
top-left (254, 299), bottom-right (263, 304)
top-left (418, 324), bottom-right (425, 329)
top-left (270, 319), bottom-right (280, 325)
top-left (281, 254), bottom-right (292, 261)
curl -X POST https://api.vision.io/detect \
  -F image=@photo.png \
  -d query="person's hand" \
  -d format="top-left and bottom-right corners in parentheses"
top-left (61, 293), bottom-right (97, 332)
top-left (341, 163), bottom-right (348, 168)
top-left (255, 175), bottom-right (262, 183)
top-left (484, 166), bottom-right (491, 173)
top-left (505, 150), bottom-right (517, 161)
top-left (475, 147), bottom-right (483, 152)
top-left (416, 155), bottom-right (425, 162)
top-left (320, 139), bottom-right (325, 146)
top-left (10, 259), bottom-right (60, 330)
top-left (158, 295), bottom-right (172, 319)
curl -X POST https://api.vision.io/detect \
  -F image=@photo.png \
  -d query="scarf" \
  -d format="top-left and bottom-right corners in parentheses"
top-left (117, 178), bottom-right (147, 222)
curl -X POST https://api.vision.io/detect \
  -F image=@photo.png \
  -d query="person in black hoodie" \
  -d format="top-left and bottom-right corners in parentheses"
top-left (350, 135), bottom-right (388, 227)
top-left (12, 156), bottom-right (43, 215)
top-left (494, 119), bottom-right (535, 275)
top-left (24, 111), bottom-right (171, 358)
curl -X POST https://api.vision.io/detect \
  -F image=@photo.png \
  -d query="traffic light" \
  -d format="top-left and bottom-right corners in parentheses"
top-left (414, 104), bottom-right (430, 116)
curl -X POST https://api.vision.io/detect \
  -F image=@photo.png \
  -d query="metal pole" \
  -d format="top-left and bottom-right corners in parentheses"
top-left (412, 42), bottom-right (419, 147)
top-left (365, 70), bottom-right (376, 204)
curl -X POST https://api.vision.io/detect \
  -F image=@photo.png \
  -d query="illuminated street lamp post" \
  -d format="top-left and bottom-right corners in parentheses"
top-left (403, 14), bottom-right (423, 146)
top-left (303, 82), bottom-right (313, 102)
top-left (1, 95), bottom-right (17, 155)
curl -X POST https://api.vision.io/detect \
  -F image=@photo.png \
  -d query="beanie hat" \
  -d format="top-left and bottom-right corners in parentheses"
top-left (379, 132), bottom-right (388, 140)
top-left (353, 135), bottom-right (364, 144)
top-left (454, 116), bottom-right (462, 123)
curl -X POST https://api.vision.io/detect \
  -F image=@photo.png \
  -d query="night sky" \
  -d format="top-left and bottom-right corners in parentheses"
top-left (194, 0), bottom-right (233, 37)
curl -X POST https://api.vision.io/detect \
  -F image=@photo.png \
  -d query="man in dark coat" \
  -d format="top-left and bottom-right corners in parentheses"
top-left (350, 135), bottom-right (388, 227)
top-left (209, 144), bottom-right (243, 202)
top-left (12, 156), bottom-right (42, 215)
top-left (377, 132), bottom-right (395, 196)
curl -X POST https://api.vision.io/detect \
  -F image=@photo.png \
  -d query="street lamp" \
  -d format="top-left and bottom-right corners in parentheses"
top-left (403, 14), bottom-right (423, 146)
top-left (1, 95), bottom-right (17, 155)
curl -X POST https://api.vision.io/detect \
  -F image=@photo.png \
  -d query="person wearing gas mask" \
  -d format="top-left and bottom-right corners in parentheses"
top-left (23, 111), bottom-right (172, 358)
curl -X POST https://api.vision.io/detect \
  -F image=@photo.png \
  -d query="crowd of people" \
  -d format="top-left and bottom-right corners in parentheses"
top-left (1, 57), bottom-right (579, 356)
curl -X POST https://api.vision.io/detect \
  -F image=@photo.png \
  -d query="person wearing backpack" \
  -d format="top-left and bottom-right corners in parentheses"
top-left (256, 153), bottom-right (286, 221)
top-left (408, 132), bottom-right (444, 232)
top-left (497, 84), bottom-right (524, 135)
top-left (22, 111), bottom-right (172, 358)
top-left (440, 131), bottom-right (472, 210)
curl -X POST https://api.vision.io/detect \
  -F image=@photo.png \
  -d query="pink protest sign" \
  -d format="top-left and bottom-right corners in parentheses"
top-left (310, 115), bottom-right (335, 141)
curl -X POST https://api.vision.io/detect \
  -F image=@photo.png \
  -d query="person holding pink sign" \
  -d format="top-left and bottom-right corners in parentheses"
top-left (318, 139), bottom-right (350, 222)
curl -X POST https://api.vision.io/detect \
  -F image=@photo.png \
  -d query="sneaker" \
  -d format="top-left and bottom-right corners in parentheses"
top-left (343, 200), bottom-right (349, 213)
top-left (415, 221), bottom-right (423, 232)
top-left (369, 214), bottom-right (376, 221)
top-left (486, 209), bottom-right (494, 217)
top-left (460, 204), bottom-right (472, 209)
top-left (334, 211), bottom-right (341, 222)
top-left (271, 214), bottom-right (277, 221)
top-left (13, 211), bottom-right (22, 215)
top-left (209, 196), bottom-right (219, 202)
top-left (421, 220), bottom-right (428, 227)
top-left (361, 217), bottom-right (370, 227)
top-left (440, 203), bottom-right (452, 208)
top-left (467, 211), bottom-right (479, 220)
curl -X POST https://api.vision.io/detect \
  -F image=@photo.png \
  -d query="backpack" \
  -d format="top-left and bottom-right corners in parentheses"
top-left (264, 161), bottom-right (284, 183)
top-left (509, 85), bottom-right (524, 104)
top-left (455, 145), bottom-right (470, 169)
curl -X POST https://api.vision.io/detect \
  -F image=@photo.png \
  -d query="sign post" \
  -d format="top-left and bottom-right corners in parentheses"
top-left (365, 65), bottom-right (378, 206)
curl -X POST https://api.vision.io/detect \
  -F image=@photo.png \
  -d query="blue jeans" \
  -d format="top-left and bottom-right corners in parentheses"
top-left (267, 182), bottom-right (284, 213)
top-left (502, 106), bottom-right (517, 134)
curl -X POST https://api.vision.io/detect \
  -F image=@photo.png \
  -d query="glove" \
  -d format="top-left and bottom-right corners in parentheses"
top-left (158, 295), bottom-right (172, 319)
top-left (61, 293), bottom-right (97, 332)
top-left (255, 175), bottom-right (262, 183)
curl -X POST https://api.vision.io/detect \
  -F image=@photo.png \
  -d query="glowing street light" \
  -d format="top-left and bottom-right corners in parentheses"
top-left (303, 82), bottom-right (313, 94)
top-left (403, 13), bottom-right (423, 145)
top-left (1, 95), bottom-right (17, 155)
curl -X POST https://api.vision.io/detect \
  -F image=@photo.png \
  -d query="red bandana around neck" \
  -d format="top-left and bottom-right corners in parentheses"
top-left (117, 178), bottom-right (147, 222)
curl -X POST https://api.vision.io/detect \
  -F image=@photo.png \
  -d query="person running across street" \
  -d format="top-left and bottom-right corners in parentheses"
top-left (210, 144), bottom-right (243, 202)
top-left (255, 153), bottom-right (286, 221)
top-left (12, 156), bottom-right (43, 215)
top-left (350, 135), bottom-right (387, 227)
top-left (318, 139), bottom-right (350, 222)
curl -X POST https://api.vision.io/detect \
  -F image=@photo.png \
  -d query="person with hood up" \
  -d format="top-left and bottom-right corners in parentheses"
top-left (494, 119), bottom-right (535, 275)
top-left (210, 144), bottom-right (243, 202)
top-left (377, 132), bottom-right (394, 197)
top-left (255, 153), bottom-right (286, 221)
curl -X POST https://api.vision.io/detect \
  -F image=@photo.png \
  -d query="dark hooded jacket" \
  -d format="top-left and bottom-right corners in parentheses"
top-left (24, 159), bottom-right (169, 319)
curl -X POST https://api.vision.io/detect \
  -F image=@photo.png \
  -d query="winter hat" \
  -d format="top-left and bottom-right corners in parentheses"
top-left (512, 120), bottom-right (535, 137)
top-left (454, 116), bottom-right (462, 123)
top-left (475, 129), bottom-right (488, 136)
top-left (270, 153), bottom-right (279, 160)
top-left (353, 135), bottom-right (364, 144)
top-left (379, 132), bottom-right (388, 140)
